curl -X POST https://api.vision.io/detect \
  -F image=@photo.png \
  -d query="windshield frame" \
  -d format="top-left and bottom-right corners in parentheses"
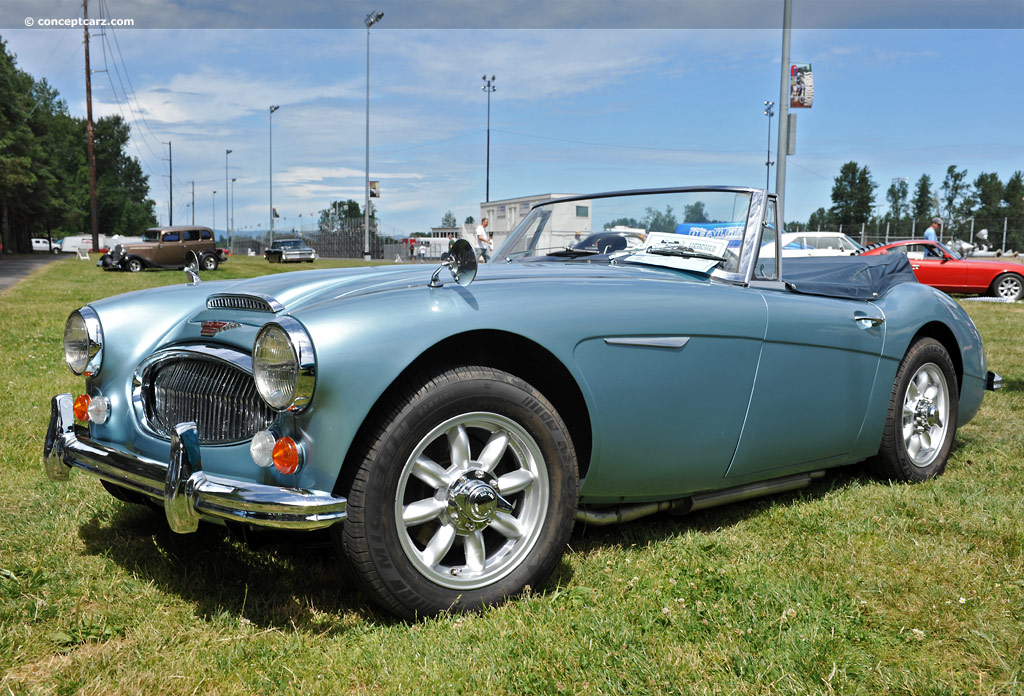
top-left (494, 186), bottom-right (774, 285)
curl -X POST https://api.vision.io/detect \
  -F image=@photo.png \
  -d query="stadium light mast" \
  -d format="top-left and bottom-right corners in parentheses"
top-left (763, 101), bottom-right (774, 190)
top-left (363, 10), bottom-right (384, 261)
top-left (269, 105), bottom-right (279, 244)
top-left (482, 75), bottom-right (496, 202)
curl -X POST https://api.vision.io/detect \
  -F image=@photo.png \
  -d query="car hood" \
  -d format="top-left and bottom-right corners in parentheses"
top-left (208, 260), bottom-right (703, 314)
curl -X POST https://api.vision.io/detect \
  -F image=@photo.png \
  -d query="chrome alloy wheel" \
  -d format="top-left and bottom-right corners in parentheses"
top-left (394, 412), bottom-right (549, 590)
top-left (996, 275), bottom-right (1022, 300)
top-left (901, 362), bottom-right (950, 468)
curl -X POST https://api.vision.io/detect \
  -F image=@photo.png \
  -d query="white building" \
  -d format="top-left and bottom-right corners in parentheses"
top-left (479, 193), bottom-right (586, 250)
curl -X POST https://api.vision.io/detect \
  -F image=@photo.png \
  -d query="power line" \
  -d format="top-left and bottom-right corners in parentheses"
top-left (99, 0), bottom-right (166, 152)
top-left (96, 24), bottom-right (164, 162)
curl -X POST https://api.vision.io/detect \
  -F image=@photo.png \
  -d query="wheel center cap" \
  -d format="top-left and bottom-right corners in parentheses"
top-left (914, 399), bottom-right (941, 432)
top-left (446, 470), bottom-right (513, 534)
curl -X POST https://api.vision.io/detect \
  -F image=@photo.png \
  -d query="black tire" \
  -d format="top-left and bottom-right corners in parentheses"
top-left (871, 338), bottom-right (959, 482)
top-left (201, 254), bottom-right (219, 271)
top-left (337, 366), bottom-right (578, 619)
top-left (126, 258), bottom-right (144, 273)
top-left (989, 273), bottom-right (1023, 302)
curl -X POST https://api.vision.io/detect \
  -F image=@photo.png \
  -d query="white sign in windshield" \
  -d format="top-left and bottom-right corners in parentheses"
top-left (626, 233), bottom-right (731, 274)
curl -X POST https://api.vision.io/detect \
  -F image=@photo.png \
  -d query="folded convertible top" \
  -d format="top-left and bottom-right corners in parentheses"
top-left (783, 254), bottom-right (918, 300)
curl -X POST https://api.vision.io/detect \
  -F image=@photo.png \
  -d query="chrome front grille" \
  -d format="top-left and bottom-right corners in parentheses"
top-left (206, 294), bottom-right (280, 312)
top-left (140, 353), bottom-right (274, 444)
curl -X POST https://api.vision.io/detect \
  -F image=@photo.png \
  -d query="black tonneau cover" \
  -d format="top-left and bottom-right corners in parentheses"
top-left (783, 254), bottom-right (918, 300)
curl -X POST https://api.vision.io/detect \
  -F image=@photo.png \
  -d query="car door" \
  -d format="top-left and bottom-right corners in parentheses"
top-left (182, 228), bottom-right (203, 265)
top-left (906, 242), bottom-right (965, 291)
top-left (726, 288), bottom-right (885, 479)
top-left (157, 230), bottom-right (181, 266)
top-left (574, 283), bottom-right (768, 499)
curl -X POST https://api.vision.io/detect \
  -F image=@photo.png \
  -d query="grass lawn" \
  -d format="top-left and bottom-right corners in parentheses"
top-left (1, 256), bottom-right (1022, 694)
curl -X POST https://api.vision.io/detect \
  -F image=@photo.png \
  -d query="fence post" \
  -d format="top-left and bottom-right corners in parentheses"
top-left (1003, 218), bottom-right (1008, 252)
top-left (860, 223), bottom-right (865, 247)
top-left (911, 219), bottom-right (916, 239)
top-left (885, 222), bottom-right (889, 244)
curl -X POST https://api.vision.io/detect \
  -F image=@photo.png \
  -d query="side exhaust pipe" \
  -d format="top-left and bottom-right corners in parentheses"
top-left (575, 471), bottom-right (825, 526)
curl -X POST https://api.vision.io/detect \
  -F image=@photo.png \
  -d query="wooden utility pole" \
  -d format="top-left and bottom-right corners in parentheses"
top-left (83, 0), bottom-right (100, 251)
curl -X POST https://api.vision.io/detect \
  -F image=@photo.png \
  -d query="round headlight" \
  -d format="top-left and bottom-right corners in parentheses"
top-left (252, 317), bottom-right (316, 411)
top-left (64, 307), bottom-right (103, 376)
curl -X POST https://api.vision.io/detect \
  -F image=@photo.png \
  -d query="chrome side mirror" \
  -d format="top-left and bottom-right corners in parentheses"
top-left (184, 251), bottom-right (201, 285)
top-left (428, 239), bottom-right (477, 288)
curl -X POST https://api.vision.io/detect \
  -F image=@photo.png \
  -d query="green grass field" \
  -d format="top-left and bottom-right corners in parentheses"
top-left (1, 256), bottom-right (1022, 694)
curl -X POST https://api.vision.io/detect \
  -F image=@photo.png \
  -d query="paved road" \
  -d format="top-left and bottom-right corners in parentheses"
top-left (0, 253), bottom-right (65, 293)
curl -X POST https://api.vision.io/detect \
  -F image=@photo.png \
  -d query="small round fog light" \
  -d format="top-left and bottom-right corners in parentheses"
top-left (250, 430), bottom-right (276, 468)
top-left (86, 396), bottom-right (110, 424)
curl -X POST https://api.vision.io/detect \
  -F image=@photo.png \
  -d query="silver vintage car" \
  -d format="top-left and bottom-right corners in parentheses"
top-left (44, 186), bottom-right (1000, 619)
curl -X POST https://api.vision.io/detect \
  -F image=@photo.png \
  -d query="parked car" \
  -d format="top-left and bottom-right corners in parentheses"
top-left (859, 239), bottom-right (1024, 301)
top-left (44, 186), bottom-right (1000, 619)
top-left (778, 231), bottom-right (863, 257)
top-left (98, 226), bottom-right (227, 272)
top-left (31, 238), bottom-right (59, 253)
top-left (264, 238), bottom-right (318, 263)
top-left (572, 229), bottom-right (646, 253)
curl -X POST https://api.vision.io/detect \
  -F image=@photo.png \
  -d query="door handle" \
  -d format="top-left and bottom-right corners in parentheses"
top-left (854, 316), bottom-right (884, 328)
top-left (911, 264), bottom-right (921, 270)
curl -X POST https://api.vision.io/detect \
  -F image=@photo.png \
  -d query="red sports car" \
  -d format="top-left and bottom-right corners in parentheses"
top-left (859, 240), bottom-right (1023, 301)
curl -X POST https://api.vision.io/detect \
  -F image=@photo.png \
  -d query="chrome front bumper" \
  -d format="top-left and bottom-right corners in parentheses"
top-left (43, 393), bottom-right (347, 534)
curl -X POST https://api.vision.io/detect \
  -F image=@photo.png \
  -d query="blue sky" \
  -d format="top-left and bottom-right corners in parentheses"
top-left (1, 1), bottom-right (1021, 238)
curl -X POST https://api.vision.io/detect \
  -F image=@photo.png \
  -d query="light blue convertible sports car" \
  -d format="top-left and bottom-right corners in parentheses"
top-left (44, 187), bottom-right (1001, 619)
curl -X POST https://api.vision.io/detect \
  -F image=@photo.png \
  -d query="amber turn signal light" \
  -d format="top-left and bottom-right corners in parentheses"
top-left (73, 394), bottom-right (91, 422)
top-left (272, 436), bottom-right (300, 475)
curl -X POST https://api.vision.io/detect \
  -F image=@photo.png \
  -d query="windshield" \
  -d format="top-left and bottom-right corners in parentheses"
top-left (935, 241), bottom-right (961, 260)
top-left (276, 240), bottom-right (304, 249)
top-left (495, 190), bottom-right (753, 274)
top-left (142, 229), bottom-right (160, 242)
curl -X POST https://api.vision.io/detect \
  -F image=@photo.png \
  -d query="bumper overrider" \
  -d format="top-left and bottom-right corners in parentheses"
top-left (43, 393), bottom-right (347, 534)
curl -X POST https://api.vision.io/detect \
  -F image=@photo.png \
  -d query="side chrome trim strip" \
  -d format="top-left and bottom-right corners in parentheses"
top-left (603, 337), bottom-right (691, 349)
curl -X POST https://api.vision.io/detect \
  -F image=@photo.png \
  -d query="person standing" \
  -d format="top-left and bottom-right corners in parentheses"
top-left (924, 217), bottom-right (941, 242)
top-left (475, 217), bottom-right (493, 262)
top-left (418, 242), bottom-right (426, 262)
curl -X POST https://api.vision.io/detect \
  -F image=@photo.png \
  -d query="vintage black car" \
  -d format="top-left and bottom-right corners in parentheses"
top-left (264, 238), bottom-right (317, 263)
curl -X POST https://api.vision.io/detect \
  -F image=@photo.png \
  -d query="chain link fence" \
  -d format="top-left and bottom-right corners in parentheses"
top-left (227, 218), bottom-right (391, 259)
top-left (802, 217), bottom-right (1022, 255)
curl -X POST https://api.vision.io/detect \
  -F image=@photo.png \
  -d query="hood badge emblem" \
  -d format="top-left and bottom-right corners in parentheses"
top-left (200, 320), bottom-right (241, 337)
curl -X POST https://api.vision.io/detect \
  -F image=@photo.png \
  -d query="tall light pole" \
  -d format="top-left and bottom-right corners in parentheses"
top-left (763, 100), bottom-right (774, 191)
top-left (231, 177), bottom-right (237, 244)
top-left (212, 190), bottom-right (217, 230)
top-left (482, 75), bottom-right (496, 202)
top-left (269, 104), bottom-right (279, 245)
top-left (364, 10), bottom-right (383, 261)
top-left (225, 149), bottom-right (232, 247)
top-left (775, 0), bottom-right (793, 225)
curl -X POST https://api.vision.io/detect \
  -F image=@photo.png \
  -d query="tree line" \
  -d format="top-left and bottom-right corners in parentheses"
top-left (798, 161), bottom-right (1024, 244)
top-left (0, 37), bottom-right (156, 253)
